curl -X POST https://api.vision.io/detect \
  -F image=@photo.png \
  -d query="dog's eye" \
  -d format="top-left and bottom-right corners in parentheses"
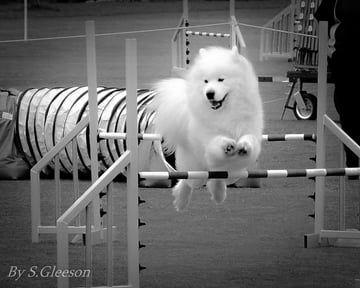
top-left (204, 80), bottom-right (208, 83)
top-left (218, 78), bottom-right (224, 82)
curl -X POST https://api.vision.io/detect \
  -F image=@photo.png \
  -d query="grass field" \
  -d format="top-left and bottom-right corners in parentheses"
top-left (1, 1), bottom-right (360, 287)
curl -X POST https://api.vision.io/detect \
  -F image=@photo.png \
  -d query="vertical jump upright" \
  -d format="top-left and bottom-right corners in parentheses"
top-left (302, 21), bottom-right (327, 247)
top-left (56, 21), bottom-right (141, 287)
top-left (126, 38), bottom-right (141, 288)
top-left (86, 20), bottom-right (102, 251)
top-left (171, 0), bottom-right (246, 71)
top-left (314, 20), bottom-right (327, 241)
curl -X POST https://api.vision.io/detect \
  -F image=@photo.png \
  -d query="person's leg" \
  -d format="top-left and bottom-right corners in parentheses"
top-left (340, 114), bottom-right (359, 168)
top-left (333, 75), bottom-right (360, 170)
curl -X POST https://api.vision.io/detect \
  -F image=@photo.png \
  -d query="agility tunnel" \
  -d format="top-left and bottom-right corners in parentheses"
top-left (12, 86), bottom-right (318, 179)
top-left (15, 86), bottom-right (169, 178)
top-left (0, 88), bottom-right (30, 179)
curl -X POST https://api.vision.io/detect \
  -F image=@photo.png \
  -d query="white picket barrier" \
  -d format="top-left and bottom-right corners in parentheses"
top-left (53, 20), bottom-right (360, 288)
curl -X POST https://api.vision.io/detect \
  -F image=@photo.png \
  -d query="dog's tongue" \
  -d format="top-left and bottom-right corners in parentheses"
top-left (210, 100), bottom-right (222, 110)
top-left (210, 94), bottom-right (228, 110)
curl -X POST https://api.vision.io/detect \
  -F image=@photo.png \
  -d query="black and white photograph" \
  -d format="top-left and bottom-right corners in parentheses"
top-left (0, 0), bottom-right (359, 287)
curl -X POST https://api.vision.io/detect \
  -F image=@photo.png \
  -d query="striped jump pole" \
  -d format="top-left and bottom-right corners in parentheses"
top-left (99, 132), bottom-right (162, 141)
top-left (98, 132), bottom-right (317, 142)
top-left (186, 30), bottom-right (230, 38)
top-left (139, 168), bottom-right (360, 181)
top-left (262, 133), bottom-right (316, 142)
top-left (258, 75), bottom-right (289, 83)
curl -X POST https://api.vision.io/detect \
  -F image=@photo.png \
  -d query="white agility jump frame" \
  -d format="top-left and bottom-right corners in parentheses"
top-left (52, 19), bottom-right (360, 288)
top-left (171, 0), bottom-right (246, 71)
top-left (56, 32), bottom-right (141, 288)
top-left (304, 21), bottom-right (360, 246)
top-left (30, 22), bottom-right (103, 244)
top-left (30, 0), bottom-right (276, 245)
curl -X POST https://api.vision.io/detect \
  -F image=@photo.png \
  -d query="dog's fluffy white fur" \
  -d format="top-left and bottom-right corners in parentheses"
top-left (151, 46), bottom-right (263, 211)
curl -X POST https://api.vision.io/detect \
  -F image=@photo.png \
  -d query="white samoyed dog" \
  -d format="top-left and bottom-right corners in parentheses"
top-left (151, 46), bottom-right (264, 211)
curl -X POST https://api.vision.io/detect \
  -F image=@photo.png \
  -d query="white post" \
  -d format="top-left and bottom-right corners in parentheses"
top-left (85, 20), bottom-right (102, 232)
top-left (183, 0), bottom-right (188, 22)
top-left (85, 204), bottom-right (93, 287)
top-left (126, 38), bottom-right (140, 288)
top-left (259, 28), bottom-right (265, 61)
top-left (31, 170), bottom-right (40, 242)
top-left (229, 0), bottom-right (235, 18)
top-left (314, 21), bottom-right (328, 237)
top-left (54, 154), bottom-right (61, 220)
top-left (339, 143), bottom-right (345, 230)
top-left (72, 139), bottom-right (81, 227)
top-left (230, 0), bottom-right (235, 48)
top-left (24, 0), bottom-right (28, 41)
top-left (183, 0), bottom-right (189, 69)
top-left (86, 21), bottom-right (99, 185)
top-left (57, 221), bottom-right (69, 288)
top-left (106, 183), bottom-right (114, 287)
top-left (289, 0), bottom-right (295, 59)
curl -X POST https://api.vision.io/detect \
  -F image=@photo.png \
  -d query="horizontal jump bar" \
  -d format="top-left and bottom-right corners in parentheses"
top-left (258, 76), bottom-right (289, 82)
top-left (139, 168), bottom-right (360, 180)
top-left (99, 132), bottom-right (161, 141)
top-left (186, 30), bottom-right (230, 37)
top-left (263, 133), bottom-right (316, 142)
top-left (99, 132), bottom-right (316, 142)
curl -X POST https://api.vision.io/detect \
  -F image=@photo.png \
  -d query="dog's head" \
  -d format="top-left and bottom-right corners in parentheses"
top-left (187, 46), bottom-right (255, 112)
top-left (202, 76), bottom-right (229, 110)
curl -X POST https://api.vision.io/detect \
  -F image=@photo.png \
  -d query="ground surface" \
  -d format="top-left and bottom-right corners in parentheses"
top-left (0, 1), bottom-right (360, 288)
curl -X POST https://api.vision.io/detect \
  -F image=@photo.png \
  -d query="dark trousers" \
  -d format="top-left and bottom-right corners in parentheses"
top-left (330, 53), bottom-right (360, 167)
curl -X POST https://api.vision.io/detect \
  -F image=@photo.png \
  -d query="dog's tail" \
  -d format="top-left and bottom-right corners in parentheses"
top-left (150, 78), bottom-right (189, 154)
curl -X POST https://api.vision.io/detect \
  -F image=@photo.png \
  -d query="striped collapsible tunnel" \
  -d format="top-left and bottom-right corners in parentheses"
top-left (16, 87), bottom-right (167, 178)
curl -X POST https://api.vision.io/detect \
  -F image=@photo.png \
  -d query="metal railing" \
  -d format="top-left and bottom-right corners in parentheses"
top-left (259, 4), bottom-right (293, 61)
top-left (260, 0), bottom-right (320, 67)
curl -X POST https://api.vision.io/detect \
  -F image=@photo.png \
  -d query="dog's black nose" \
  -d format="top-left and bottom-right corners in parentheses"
top-left (206, 90), bottom-right (215, 100)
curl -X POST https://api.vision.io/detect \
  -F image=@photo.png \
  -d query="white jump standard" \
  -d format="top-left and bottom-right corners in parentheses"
top-left (53, 20), bottom-right (360, 288)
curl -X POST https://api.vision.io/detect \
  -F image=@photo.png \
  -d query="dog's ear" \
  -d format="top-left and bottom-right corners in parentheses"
top-left (231, 46), bottom-right (239, 56)
top-left (231, 46), bottom-right (247, 64)
top-left (199, 48), bottom-right (207, 57)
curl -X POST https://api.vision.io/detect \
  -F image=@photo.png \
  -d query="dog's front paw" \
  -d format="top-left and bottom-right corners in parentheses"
top-left (223, 139), bottom-right (237, 156)
top-left (236, 139), bottom-right (252, 156)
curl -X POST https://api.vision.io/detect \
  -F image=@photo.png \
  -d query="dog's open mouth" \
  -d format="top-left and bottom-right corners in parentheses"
top-left (210, 94), bottom-right (228, 110)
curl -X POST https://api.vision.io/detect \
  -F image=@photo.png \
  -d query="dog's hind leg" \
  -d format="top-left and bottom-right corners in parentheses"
top-left (232, 160), bottom-right (261, 188)
top-left (207, 180), bottom-right (227, 204)
top-left (172, 180), bottom-right (193, 211)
